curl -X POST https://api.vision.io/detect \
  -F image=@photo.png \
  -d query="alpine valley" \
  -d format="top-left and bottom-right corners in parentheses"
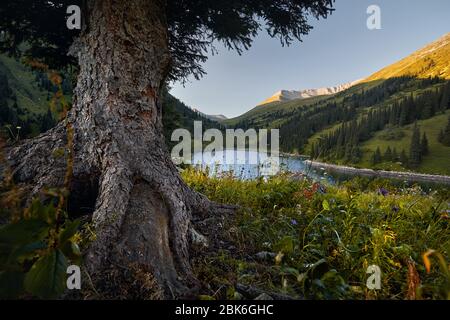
top-left (223, 32), bottom-right (450, 175)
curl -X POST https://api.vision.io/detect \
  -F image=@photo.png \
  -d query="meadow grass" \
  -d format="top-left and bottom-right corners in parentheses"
top-left (183, 168), bottom-right (450, 300)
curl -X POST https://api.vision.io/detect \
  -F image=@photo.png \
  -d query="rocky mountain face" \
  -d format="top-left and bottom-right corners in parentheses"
top-left (258, 80), bottom-right (361, 106)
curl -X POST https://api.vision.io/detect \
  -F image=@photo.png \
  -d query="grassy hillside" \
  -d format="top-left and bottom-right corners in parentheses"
top-left (0, 55), bottom-right (49, 116)
top-left (365, 33), bottom-right (450, 81)
top-left (359, 111), bottom-right (450, 175)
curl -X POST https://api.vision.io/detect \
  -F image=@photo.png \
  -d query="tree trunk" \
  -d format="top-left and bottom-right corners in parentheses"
top-left (7, 0), bottom-right (232, 299)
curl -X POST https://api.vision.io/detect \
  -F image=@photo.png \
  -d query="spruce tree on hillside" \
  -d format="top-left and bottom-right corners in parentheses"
top-left (438, 129), bottom-right (445, 143)
top-left (350, 146), bottom-right (362, 163)
top-left (421, 132), bottom-right (429, 156)
top-left (399, 105), bottom-right (408, 126)
top-left (392, 147), bottom-right (399, 161)
top-left (442, 116), bottom-right (450, 147)
top-left (409, 124), bottom-right (422, 168)
top-left (400, 149), bottom-right (409, 167)
top-left (40, 109), bottom-right (56, 133)
top-left (371, 147), bottom-right (382, 165)
top-left (384, 146), bottom-right (393, 162)
top-left (440, 82), bottom-right (450, 112)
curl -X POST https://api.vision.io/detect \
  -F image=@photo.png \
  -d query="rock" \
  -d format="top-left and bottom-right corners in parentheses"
top-left (254, 251), bottom-right (277, 261)
top-left (254, 293), bottom-right (273, 300)
top-left (288, 172), bottom-right (307, 182)
top-left (233, 292), bottom-right (244, 300)
top-left (190, 228), bottom-right (209, 248)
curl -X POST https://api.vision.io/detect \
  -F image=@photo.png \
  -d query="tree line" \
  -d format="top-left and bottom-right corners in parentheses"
top-left (276, 77), bottom-right (449, 153)
top-left (309, 79), bottom-right (450, 166)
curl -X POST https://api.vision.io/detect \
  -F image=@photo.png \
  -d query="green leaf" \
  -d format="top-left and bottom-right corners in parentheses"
top-left (0, 219), bottom-right (49, 245)
top-left (58, 220), bottom-right (80, 245)
top-left (60, 242), bottom-right (81, 264)
top-left (0, 271), bottom-right (25, 298)
top-left (280, 267), bottom-right (300, 277)
top-left (274, 236), bottom-right (294, 254)
top-left (24, 249), bottom-right (68, 299)
top-left (4, 241), bottom-right (48, 266)
top-left (322, 199), bottom-right (331, 211)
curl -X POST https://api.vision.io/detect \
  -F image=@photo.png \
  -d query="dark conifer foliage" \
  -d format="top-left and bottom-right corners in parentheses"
top-left (371, 147), bottom-right (382, 165)
top-left (0, 0), bottom-right (334, 80)
top-left (400, 149), bottom-right (409, 167)
top-left (409, 123), bottom-right (422, 168)
top-left (421, 132), bottom-right (429, 156)
top-left (440, 116), bottom-right (450, 146)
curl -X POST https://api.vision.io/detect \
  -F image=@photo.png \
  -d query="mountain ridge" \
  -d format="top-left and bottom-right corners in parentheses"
top-left (258, 79), bottom-right (361, 106)
top-left (364, 32), bottom-right (450, 81)
top-left (225, 32), bottom-right (450, 126)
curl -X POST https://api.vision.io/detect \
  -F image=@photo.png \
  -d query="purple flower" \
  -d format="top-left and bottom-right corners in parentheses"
top-left (378, 188), bottom-right (389, 197)
top-left (392, 206), bottom-right (400, 213)
top-left (291, 219), bottom-right (298, 226)
top-left (318, 185), bottom-right (327, 194)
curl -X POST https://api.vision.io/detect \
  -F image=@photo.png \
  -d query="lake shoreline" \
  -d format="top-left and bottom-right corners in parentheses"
top-left (304, 160), bottom-right (450, 185)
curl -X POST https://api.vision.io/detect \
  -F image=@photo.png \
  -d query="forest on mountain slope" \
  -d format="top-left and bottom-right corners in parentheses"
top-left (228, 76), bottom-right (450, 175)
top-left (0, 54), bottom-right (220, 147)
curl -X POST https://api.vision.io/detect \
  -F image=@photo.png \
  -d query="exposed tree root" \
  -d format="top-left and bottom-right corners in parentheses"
top-left (5, 126), bottom-right (238, 299)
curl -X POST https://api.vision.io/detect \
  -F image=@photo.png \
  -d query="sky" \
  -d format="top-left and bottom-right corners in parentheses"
top-left (170, 0), bottom-right (450, 118)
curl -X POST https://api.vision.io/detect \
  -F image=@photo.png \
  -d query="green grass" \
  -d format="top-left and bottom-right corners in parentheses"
top-left (184, 169), bottom-right (450, 300)
top-left (360, 111), bottom-right (450, 175)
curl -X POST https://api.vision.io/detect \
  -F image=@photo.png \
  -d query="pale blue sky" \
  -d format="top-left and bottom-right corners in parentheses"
top-left (171, 0), bottom-right (450, 118)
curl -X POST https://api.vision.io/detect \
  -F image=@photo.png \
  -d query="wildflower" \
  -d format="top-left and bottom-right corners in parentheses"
top-left (318, 184), bottom-right (327, 194)
top-left (378, 187), bottom-right (389, 197)
top-left (291, 219), bottom-right (298, 226)
top-left (392, 206), bottom-right (400, 213)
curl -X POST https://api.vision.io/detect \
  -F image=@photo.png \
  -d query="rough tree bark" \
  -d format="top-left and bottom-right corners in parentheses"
top-left (7, 0), bottom-right (233, 298)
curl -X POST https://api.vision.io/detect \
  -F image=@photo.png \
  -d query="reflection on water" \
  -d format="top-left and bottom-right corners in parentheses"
top-left (192, 149), bottom-right (334, 183)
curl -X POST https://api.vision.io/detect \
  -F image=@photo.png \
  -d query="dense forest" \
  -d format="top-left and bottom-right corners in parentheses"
top-left (0, 56), bottom-right (221, 147)
top-left (309, 80), bottom-right (450, 168)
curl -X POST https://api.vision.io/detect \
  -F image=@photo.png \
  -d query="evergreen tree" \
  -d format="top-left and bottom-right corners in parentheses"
top-left (442, 116), bottom-right (450, 147)
top-left (421, 132), bottom-right (429, 156)
top-left (409, 123), bottom-right (422, 168)
top-left (371, 147), bottom-right (382, 165)
top-left (384, 146), bottom-right (393, 162)
top-left (310, 142), bottom-right (316, 159)
top-left (392, 147), bottom-right (399, 161)
top-left (40, 109), bottom-right (56, 133)
top-left (343, 144), bottom-right (352, 162)
top-left (440, 82), bottom-right (450, 112)
top-left (351, 146), bottom-right (362, 163)
top-left (399, 105), bottom-right (407, 126)
top-left (400, 149), bottom-right (408, 167)
top-left (438, 129), bottom-right (445, 143)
